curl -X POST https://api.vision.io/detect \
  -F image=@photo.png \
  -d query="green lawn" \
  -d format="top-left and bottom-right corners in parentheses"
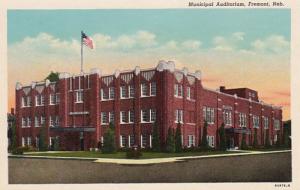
top-left (24, 150), bottom-right (243, 159)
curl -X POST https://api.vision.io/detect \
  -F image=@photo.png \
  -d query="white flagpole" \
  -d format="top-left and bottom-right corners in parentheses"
top-left (81, 31), bottom-right (83, 73)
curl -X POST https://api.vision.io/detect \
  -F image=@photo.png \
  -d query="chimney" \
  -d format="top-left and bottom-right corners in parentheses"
top-left (220, 86), bottom-right (226, 92)
top-left (11, 108), bottom-right (15, 115)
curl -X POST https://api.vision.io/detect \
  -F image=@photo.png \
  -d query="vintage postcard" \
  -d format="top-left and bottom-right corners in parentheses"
top-left (0, 0), bottom-right (298, 190)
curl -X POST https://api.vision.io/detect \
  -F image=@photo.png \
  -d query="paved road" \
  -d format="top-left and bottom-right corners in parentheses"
top-left (9, 152), bottom-right (291, 183)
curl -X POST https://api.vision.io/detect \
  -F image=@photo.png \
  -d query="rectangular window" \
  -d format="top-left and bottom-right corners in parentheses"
top-left (101, 89), bottom-right (108, 100)
top-left (253, 115), bottom-right (260, 128)
top-left (27, 96), bottom-right (32, 106)
top-left (150, 82), bottom-right (156, 96)
top-left (109, 87), bottom-right (115, 99)
top-left (21, 97), bottom-right (26, 107)
top-left (120, 111), bottom-right (127, 123)
top-left (263, 117), bottom-right (269, 129)
top-left (174, 84), bottom-right (183, 97)
top-left (27, 117), bottom-right (31, 127)
top-left (187, 87), bottom-right (191, 99)
top-left (188, 135), bottom-right (195, 147)
top-left (76, 91), bottom-right (83, 103)
top-left (40, 116), bottom-right (45, 126)
top-left (141, 83), bottom-right (148, 97)
top-left (109, 112), bottom-right (114, 123)
top-left (41, 95), bottom-right (45, 105)
top-left (55, 93), bottom-right (60, 104)
top-left (120, 86), bottom-right (127, 99)
top-left (55, 116), bottom-right (59, 126)
top-left (207, 136), bottom-right (215, 148)
top-left (142, 134), bottom-right (147, 148)
top-left (50, 94), bottom-right (55, 105)
top-left (22, 117), bottom-right (26, 127)
top-left (22, 137), bottom-right (25, 146)
top-left (274, 119), bottom-right (280, 130)
top-left (223, 109), bottom-right (232, 126)
top-left (150, 109), bottom-right (156, 122)
top-left (128, 110), bottom-right (134, 123)
top-left (27, 137), bottom-right (32, 146)
top-left (239, 113), bottom-right (247, 128)
top-left (35, 95), bottom-right (41, 106)
top-left (120, 135), bottom-right (126, 147)
top-left (175, 110), bottom-right (183, 123)
top-left (101, 112), bottom-right (108, 124)
top-left (129, 85), bottom-right (135, 98)
top-left (35, 116), bottom-right (39, 127)
top-left (36, 137), bottom-right (39, 149)
top-left (141, 110), bottom-right (149, 122)
top-left (129, 135), bottom-right (135, 147)
top-left (49, 116), bottom-right (54, 127)
top-left (203, 107), bottom-right (215, 124)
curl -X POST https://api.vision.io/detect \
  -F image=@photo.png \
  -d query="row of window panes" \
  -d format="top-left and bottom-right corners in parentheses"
top-left (21, 94), bottom-right (59, 107)
top-left (175, 110), bottom-right (183, 123)
top-left (203, 107), bottom-right (215, 124)
top-left (101, 109), bottom-right (156, 124)
top-left (174, 85), bottom-right (194, 100)
top-left (223, 110), bottom-right (232, 126)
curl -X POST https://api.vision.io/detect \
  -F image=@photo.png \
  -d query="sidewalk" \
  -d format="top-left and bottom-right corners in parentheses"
top-left (9, 150), bottom-right (291, 165)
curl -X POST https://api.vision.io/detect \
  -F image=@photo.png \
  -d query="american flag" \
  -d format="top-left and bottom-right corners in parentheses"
top-left (81, 31), bottom-right (94, 49)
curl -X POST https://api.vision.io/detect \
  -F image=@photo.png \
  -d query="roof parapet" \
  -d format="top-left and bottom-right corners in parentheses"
top-left (16, 82), bottom-right (22, 90)
top-left (59, 72), bottom-right (70, 79)
top-left (90, 68), bottom-right (101, 75)
top-left (156, 60), bottom-right (175, 72)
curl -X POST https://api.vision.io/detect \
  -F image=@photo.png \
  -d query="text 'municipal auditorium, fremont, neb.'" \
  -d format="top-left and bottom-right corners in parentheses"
top-left (15, 60), bottom-right (283, 150)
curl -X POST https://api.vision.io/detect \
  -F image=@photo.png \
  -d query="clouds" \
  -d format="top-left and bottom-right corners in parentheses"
top-left (213, 32), bottom-right (245, 52)
top-left (251, 35), bottom-right (290, 53)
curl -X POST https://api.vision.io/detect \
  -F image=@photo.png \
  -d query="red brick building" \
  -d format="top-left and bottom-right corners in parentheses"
top-left (15, 60), bottom-right (283, 150)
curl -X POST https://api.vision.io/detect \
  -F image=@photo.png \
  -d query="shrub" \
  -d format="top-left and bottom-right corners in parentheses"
top-left (175, 123), bottom-right (182, 153)
top-left (165, 127), bottom-right (175, 153)
top-left (12, 146), bottom-right (26, 155)
top-left (152, 122), bottom-right (161, 152)
top-left (265, 129), bottom-right (271, 148)
top-left (102, 123), bottom-right (116, 153)
top-left (200, 121), bottom-right (209, 149)
top-left (126, 146), bottom-right (142, 159)
top-left (241, 133), bottom-right (248, 150)
top-left (218, 123), bottom-right (226, 151)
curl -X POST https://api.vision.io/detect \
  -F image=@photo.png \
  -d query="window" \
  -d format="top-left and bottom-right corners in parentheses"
top-left (175, 109), bottom-right (183, 123)
top-left (150, 109), bottom-right (156, 122)
top-left (101, 89), bottom-right (108, 100)
top-left (21, 97), bottom-right (26, 107)
top-left (101, 112), bottom-right (108, 124)
top-left (129, 110), bottom-right (134, 123)
top-left (49, 116), bottom-right (54, 127)
top-left (223, 109), bottom-right (232, 126)
top-left (239, 113), bottom-right (247, 128)
top-left (76, 91), bottom-right (83, 103)
top-left (109, 87), bottom-right (115, 99)
top-left (274, 134), bottom-right (278, 143)
top-left (35, 116), bottom-right (39, 127)
top-left (129, 135), bottom-right (135, 147)
top-left (203, 107), bottom-right (215, 124)
top-left (207, 136), bottom-right (215, 148)
top-left (187, 87), bottom-right (191, 99)
top-left (27, 96), bottom-right (32, 107)
top-left (274, 119), bottom-right (280, 130)
top-left (22, 137), bottom-right (25, 146)
top-left (55, 93), bottom-right (60, 104)
top-left (120, 86), bottom-right (127, 99)
top-left (253, 115), bottom-right (260, 128)
top-left (120, 135), bottom-right (126, 147)
top-left (141, 83), bottom-right (148, 97)
top-left (150, 82), bottom-right (156, 96)
top-left (188, 135), bottom-right (195, 147)
top-left (141, 134), bottom-right (147, 148)
top-left (120, 111), bottom-right (127, 124)
top-left (22, 117), bottom-right (26, 127)
top-left (141, 110), bottom-right (149, 122)
top-left (40, 116), bottom-right (46, 126)
top-left (263, 117), bottom-right (269, 129)
top-left (55, 116), bottom-right (59, 126)
top-left (27, 137), bottom-right (32, 146)
top-left (35, 95), bottom-right (44, 106)
top-left (27, 117), bottom-right (31, 127)
top-left (109, 112), bottom-right (114, 123)
top-left (129, 85), bottom-right (135, 98)
top-left (50, 94), bottom-right (55, 105)
top-left (174, 84), bottom-right (183, 97)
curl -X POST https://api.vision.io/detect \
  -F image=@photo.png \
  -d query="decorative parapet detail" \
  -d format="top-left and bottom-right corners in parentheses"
top-left (90, 68), bottom-right (101, 75)
top-left (16, 82), bottom-right (22, 90)
top-left (156, 60), bottom-right (175, 72)
top-left (134, 66), bottom-right (140, 75)
top-left (59, 72), bottom-right (70, 79)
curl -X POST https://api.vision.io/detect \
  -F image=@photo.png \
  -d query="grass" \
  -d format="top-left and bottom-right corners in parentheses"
top-left (24, 150), bottom-right (243, 159)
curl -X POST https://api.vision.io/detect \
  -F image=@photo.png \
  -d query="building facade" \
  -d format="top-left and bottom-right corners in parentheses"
top-left (15, 60), bottom-right (283, 150)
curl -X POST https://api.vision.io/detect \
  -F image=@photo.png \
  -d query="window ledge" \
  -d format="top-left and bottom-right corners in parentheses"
top-left (120, 97), bottom-right (135, 100)
top-left (141, 121), bottom-right (155, 124)
top-left (75, 101), bottom-right (83, 104)
top-left (101, 99), bottom-right (114, 102)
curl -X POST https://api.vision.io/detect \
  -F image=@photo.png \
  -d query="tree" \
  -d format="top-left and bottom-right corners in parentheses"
top-left (265, 129), bottom-right (270, 148)
top-left (102, 122), bottom-right (116, 153)
top-left (45, 71), bottom-right (59, 82)
top-left (276, 132), bottom-right (281, 147)
top-left (152, 122), bottom-right (161, 152)
top-left (201, 121), bottom-right (209, 149)
top-left (38, 125), bottom-right (48, 151)
top-left (10, 123), bottom-right (17, 151)
top-left (218, 123), bottom-right (226, 151)
top-left (241, 133), bottom-right (248, 150)
top-left (283, 120), bottom-right (291, 148)
top-left (165, 127), bottom-right (175, 153)
top-left (53, 137), bottom-right (60, 151)
top-left (175, 123), bottom-right (182, 153)
top-left (253, 128), bottom-right (258, 148)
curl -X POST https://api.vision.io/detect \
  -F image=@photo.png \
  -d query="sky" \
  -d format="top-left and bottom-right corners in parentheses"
top-left (7, 9), bottom-right (291, 120)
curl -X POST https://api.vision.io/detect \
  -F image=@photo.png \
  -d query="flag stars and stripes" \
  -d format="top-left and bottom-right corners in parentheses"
top-left (81, 31), bottom-right (94, 49)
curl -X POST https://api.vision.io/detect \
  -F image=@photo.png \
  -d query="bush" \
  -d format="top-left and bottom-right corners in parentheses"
top-left (175, 123), bottom-right (182, 153)
top-left (126, 146), bottom-right (142, 159)
top-left (201, 121), bottom-right (209, 149)
top-left (218, 123), bottom-right (226, 151)
top-left (12, 146), bottom-right (27, 155)
top-left (152, 122), bottom-right (161, 152)
top-left (165, 127), bottom-right (175, 153)
top-left (102, 123), bottom-right (116, 153)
